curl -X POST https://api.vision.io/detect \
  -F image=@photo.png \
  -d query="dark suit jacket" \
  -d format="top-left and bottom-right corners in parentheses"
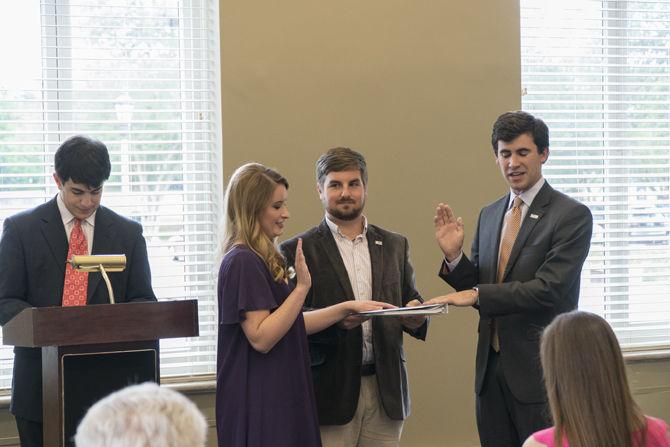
top-left (440, 182), bottom-right (592, 403)
top-left (280, 220), bottom-right (427, 425)
top-left (0, 197), bottom-right (156, 421)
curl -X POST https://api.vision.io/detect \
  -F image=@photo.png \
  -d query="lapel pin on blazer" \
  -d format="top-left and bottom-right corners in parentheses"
top-left (375, 240), bottom-right (383, 245)
top-left (530, 214), bottom-right (539, 219)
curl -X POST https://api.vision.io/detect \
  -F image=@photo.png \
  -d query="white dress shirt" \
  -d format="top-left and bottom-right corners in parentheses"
top-left (325, 216), bottom-right (375, 365)
top-left (57, 193), bottom-right (96, 254)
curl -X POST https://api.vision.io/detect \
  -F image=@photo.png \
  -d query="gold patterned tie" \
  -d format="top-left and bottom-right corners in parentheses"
top-left (497, 196), bottom-right (523, 282)
top-left (492, 195), bottom-right (523, 351)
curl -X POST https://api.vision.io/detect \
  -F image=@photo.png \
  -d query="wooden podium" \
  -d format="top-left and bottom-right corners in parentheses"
top-left (3, 300), bottom-right (199, 447)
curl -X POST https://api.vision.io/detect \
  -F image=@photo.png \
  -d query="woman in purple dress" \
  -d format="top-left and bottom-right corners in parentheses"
top-left (216, 163), bottom-right (392, 447)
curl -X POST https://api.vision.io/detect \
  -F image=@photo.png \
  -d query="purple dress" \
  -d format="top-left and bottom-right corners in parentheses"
top-left (216, 245), bottom-right (322, 447)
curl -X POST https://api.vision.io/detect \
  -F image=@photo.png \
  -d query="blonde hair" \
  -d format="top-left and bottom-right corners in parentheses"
top-left (219, 163), bottom-right (289, 282)
top-left (541, 311), bottom-right (647, 447)
top-left (74, 382), bottom-right (207, 447)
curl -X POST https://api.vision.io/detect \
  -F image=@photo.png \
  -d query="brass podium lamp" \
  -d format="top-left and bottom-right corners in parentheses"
top-left (68, 255), bottom-right (126, 304)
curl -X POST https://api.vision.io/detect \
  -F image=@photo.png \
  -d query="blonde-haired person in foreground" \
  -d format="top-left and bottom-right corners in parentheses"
top-left (216, 163), bottom-right (393, 447)
top-left (74, 382), bottom-right (206, 447)
top-left (523, 311), bottom-right (670, 447)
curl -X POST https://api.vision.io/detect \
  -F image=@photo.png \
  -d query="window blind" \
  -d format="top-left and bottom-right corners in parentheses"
top-left (0, 0), bottom-right (221, 388)
top-left (521, 0), bottom-right (670, 349)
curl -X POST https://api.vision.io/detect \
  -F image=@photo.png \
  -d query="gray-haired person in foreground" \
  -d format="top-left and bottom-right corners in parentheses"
top-left (75, 382), bottom-right (207, 447)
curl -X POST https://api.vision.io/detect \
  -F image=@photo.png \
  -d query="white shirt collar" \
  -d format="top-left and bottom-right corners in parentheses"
top-left (325, 215), bottom-right (368, 240)
top-left (508, 177), bottom-right (545, 209)
top-left (56, 192), bottom-right (97, 227)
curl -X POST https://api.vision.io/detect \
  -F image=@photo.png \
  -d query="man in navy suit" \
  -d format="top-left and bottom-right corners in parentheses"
top-left (0, 135), bottom-right (156, 447)
top-left (429, 112), bottom-right (593, 447)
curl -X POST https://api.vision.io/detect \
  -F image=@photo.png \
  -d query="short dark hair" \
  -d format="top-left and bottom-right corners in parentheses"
top-left (54, 135), bottom-right (111, 188)
top-left (315, 147), bottom-right (368, 186)
top-left (491, 111), bottom-right (549, 155)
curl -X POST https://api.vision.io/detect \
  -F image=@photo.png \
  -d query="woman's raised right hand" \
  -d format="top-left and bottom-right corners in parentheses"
top-left (294, 238), bottom-right (312, 291)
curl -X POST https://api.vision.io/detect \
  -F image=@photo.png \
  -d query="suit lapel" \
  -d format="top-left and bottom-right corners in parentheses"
top-left (39, 197), bottom-right (68, 275)
top-left (87, 206), bottom-right (115, 301)
top-left (482, 196), bottom-right (508, 284)
top-left (316, 221), bottom-right (356, 300)
top-left (366, 225), bottom-right (383, 301)
top-left (503, 182), bottom-right (553, 280)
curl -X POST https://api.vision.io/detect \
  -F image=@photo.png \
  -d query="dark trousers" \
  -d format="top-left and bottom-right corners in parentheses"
top-left (476, 348), bottom-right (551, 447)
top-left (15, 416), bottom-right (43, 447)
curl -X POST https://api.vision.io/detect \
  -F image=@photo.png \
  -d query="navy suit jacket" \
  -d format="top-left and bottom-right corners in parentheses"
top-left (280, 220), bottom-right (427, 425)
top-left (0, 197), bottom-right (156, 421)
top-left (440, 182), bottom-right (592, 403)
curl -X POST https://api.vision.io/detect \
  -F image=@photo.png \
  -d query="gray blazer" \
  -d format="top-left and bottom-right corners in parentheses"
top-left (440, 182), bottom-right (592, 403)
top-left (280, 220), bottom-right (427, 425)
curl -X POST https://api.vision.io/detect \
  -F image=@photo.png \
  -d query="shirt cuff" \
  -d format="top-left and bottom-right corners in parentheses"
top-left (445, 251), bottom-right (464, 271)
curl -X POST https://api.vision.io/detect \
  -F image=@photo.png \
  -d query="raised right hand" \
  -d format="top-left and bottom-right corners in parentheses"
top-left (294, 238), bottom-right (311, 291)
top-left (434, 203), bottom-right (465, 261)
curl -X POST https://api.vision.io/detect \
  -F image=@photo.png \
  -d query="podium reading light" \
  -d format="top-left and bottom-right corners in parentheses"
top-left (68, 255), bottom-right (126, 304)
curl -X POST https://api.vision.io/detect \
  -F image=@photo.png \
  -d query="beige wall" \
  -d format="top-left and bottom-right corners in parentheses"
top-left (219, 0), bottom-right (513, 445)
top-left (0, 1), bottom-right (667, 446)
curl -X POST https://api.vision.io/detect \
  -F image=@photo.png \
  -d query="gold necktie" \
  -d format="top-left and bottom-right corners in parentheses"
top-left (497, 196), bottom-right (523, 282)
top-left (492, 196), bottom-right (523, 351)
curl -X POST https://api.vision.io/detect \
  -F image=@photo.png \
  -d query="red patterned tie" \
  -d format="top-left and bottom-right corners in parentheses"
top-left (62, 219), bottom-right (89, 306)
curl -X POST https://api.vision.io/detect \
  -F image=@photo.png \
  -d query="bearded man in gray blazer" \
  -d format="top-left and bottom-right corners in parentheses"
top-left (429, 111), bottom-right (593, 447)
top-left (280, 147), bottom-right (428, 447)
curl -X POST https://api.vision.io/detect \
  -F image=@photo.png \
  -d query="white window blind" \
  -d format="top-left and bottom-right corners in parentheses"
top-left (0, 0), bottom-right (221, 389)
top-left (521, 0), bottom-right (670, 349)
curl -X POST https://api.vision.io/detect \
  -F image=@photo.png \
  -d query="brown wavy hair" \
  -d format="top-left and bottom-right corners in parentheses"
top-left (219, 163), bottom-right (289, 282)
top-left (315, 147), bottom-right (368, 187)
top-left (541, 311), bottom-right (647, 447)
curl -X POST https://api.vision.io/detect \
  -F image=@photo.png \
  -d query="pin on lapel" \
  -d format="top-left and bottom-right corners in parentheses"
top-left (375, 240), bottom-right (383, 245)
top-left (530, 214), bottom-right (539, 219)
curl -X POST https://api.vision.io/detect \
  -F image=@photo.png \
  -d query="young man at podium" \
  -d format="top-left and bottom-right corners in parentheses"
top-left (0, 135), bottom-right (156, 447)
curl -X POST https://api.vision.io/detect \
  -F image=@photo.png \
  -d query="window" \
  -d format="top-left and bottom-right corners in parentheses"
top-left (521, 0), bottom-right (670, 349)
top-left (0, 0), bottom-right (221, 388)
